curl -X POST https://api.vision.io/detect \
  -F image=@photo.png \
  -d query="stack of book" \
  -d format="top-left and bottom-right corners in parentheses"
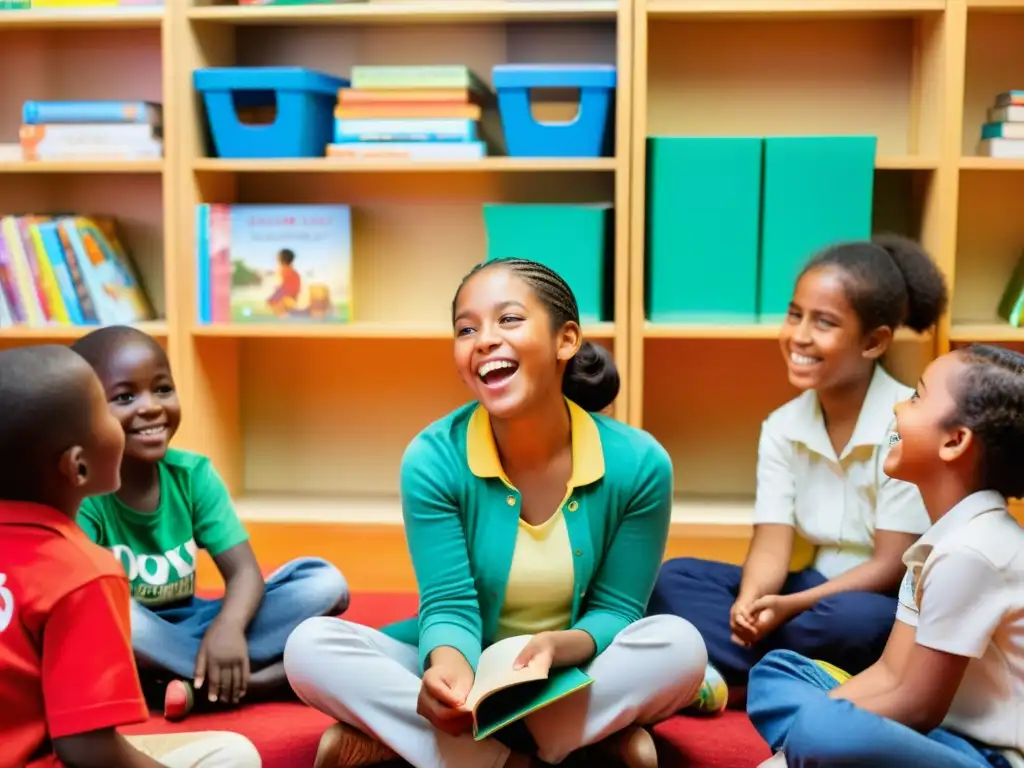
top-left (326, 65), bottom-right (493, 161)
top-left (19, 100), bottom-right (163, 162)
top-left (977, 90), bottom-right (1024, 159)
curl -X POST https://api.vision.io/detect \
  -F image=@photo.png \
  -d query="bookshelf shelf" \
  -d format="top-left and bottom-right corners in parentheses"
top-left (949, 323), bottom-right (1024, 342)
top-left (0, 7), bottom-right (163, 29)
top-left (0, 160), bottom-right (163, 175)
top-left (960, 157), bottom-right (1024, 170)
top-left (643, 322), bottom-right (933, 341)
top-left (186, 1), bottom-right (618, 25)
top-left (7, 1), bottom-right (1017, 531)
top-left (645, 0), bottom-right (944, 19)
top-left (0, 320), bottom-right (168, 341)
top-left (192, 157), bottom-right (619, 174)
top-left (191, 322), bottom-right (616, 340)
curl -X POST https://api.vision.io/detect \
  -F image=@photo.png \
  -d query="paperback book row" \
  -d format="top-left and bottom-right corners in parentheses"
top-left (976, 91), bottom-right (1024, 158)
top-left (15, 100), bottom-right (162, 162)
top-left (0, 1), bottom-right (161, 8)
top-left (0, 214), bottom-right (155, 329)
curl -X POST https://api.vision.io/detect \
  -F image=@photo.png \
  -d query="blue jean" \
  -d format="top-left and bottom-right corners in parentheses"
top-left (647, 558), bottom-right (897, 686)
top-left (747, 649), bottom-right (1012, 767)
top-left (131, 557), bottom-right (349, 679)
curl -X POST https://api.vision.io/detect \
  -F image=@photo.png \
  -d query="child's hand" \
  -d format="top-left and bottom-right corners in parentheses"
top-left (195, 620), bottom-right (250, 705)
top-left (729, 597), bottom-right (760, 647)
top-left (747, 594), bottom-right (801, 639)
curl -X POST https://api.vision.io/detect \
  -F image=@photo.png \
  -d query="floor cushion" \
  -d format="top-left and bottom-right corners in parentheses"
top-left (122, 592), bottom-right (770, 767)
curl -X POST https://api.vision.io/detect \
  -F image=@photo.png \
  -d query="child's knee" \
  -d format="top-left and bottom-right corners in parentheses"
top-left (210, 732), bottom-right (261, 767)
top-left (307, 560), bottom-right (349, 615)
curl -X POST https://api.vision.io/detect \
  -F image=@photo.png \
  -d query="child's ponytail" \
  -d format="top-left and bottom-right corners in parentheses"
top-left (800, 234), bottom-right (949, 334)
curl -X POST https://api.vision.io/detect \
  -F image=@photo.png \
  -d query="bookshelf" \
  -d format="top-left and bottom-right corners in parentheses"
top-left (3, 0), bottom-right (1022, 540)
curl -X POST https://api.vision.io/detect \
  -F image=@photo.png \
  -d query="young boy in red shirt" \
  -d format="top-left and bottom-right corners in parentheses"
top-left (0, 345), bottom-right (261, 768)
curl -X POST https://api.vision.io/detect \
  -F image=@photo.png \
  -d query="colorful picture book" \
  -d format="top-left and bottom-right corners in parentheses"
top-left (997, 251), bottom-right (1024, 328)
top-left (0, 214), bottom-right (155, 328)
top-left (458, 634), bottom-right (593, 741)
top-left (195, 203), bottom-right (353, 324)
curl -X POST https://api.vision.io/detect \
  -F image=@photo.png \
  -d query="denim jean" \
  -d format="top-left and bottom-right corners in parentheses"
top-left (131, 556), bottom-right (349, 678)
top-left (747, 649), bottom-right (1015, 768)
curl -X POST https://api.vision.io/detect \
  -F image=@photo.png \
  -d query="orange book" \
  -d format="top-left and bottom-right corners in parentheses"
top-left (338, 88), bottom-right (474, 105)
top-left (334, 104), bottom-right (482, 120)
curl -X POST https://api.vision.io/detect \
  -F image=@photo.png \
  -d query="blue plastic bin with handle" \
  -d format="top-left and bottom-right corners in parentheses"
top-left (194, 67), bottom-right (349, 159)
top-left (492, 64), bottom-right (616, 158)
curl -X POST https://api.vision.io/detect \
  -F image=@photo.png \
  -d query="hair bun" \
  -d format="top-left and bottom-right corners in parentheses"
top-left (872, 234), bottom-right (948, 332)
top-left (562, 341), bottom-right (620, 413)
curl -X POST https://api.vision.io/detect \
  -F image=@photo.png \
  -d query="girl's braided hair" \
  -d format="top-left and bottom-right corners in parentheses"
top-left (948, 344), bottom-right (1024, 499)
top-left (452, 258), bottom-right (619, 413)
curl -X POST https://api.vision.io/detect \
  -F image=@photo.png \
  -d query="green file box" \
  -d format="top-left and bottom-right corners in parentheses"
top-left (759, 136), bottom-right (876, 320)
top-left (647, 137), bottom-right (763, 323)
top-left (482, 203), bottom-right (613, 323)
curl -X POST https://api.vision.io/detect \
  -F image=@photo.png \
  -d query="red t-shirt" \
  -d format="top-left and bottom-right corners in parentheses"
top-left (0, 501), bottom-right (149, 768)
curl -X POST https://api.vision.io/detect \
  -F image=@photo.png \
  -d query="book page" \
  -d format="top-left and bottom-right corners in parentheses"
top-left (462, 635), bottom-right (549, 712)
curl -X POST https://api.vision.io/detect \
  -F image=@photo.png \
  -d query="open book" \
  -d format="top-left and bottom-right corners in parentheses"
top-left (458, 634), bottom-right (594, 741)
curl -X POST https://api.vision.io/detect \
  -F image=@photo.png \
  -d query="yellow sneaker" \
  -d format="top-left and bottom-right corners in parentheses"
top-left (690, 663), bottom-right (729, 715)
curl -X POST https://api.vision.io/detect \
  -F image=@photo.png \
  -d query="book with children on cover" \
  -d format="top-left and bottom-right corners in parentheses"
top-left (195, 203), bottom-right (352, 324)
top-left (462, 634), bottom-right (593, 741)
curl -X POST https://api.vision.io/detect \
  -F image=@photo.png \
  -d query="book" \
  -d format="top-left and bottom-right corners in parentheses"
top-left (457, 634), bottom-right (593, 741)
top-left (195, 204), bottom-right (353, 324)
top-left (997, 252), bottom-right (1024, 328)
top-left (326, 141), bottom-right (486, 160)
top-left (977, 138), bottom-right (1024, 158)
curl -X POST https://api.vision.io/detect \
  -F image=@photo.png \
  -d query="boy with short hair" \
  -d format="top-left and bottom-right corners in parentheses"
top-left (70, 325), bottom-right (348, 721)
top-left (746, 343), bottom-right (1024, 767)
top-left (0, 344), bottom-right (260, 768)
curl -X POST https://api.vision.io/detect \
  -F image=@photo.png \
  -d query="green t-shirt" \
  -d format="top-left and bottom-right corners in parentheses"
top-left (78, 448), bottom-right (249, 607)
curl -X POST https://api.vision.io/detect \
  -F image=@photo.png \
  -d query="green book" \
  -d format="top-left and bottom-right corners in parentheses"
top-left (997, 251), bottom-right (1024, 328)
top-left (647, 136), bottom-right (763, 324)
top-left (460, 635), bottom-right (594, 741)
top-left (759, 135), bottom-right (876, 321)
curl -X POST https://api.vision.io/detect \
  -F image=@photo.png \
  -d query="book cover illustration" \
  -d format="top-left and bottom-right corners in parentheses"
top-left (206, 204), bottom-right (352, 324)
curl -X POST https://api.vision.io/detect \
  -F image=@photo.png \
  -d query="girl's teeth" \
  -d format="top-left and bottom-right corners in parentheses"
top-left (478, 360), bottom-right (516, 379)
top-left (137, 427), bottom-right (164, 436)
top-left (790, 352), bottom-right (820, 366)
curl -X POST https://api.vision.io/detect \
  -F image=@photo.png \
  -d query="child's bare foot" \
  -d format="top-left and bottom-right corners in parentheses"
top-left (163, 679), bottom-right (195, 721)
top-left (601, 725), bottom-right (659, 768)
top-left (313, 722), bottom-right (397, 768)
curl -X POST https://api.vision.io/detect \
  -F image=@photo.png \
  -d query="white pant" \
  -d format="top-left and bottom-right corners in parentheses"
top-left (283, 614), bottom-right (707, 768)
top-left (126, 731), bottom-right (261, 767)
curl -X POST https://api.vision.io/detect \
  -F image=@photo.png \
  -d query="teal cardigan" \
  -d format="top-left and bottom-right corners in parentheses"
top-left (380, 398), bottom-right (674, 673)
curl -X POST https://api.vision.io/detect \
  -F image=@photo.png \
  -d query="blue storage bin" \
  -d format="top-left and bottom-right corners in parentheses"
top-left (194, 67), bottom-right (349, 159)
top-left (492, 64), bottom-right (616, 158)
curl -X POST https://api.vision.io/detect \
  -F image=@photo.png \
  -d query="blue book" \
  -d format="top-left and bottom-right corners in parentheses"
top-left (22, 100), bottom-right (161, 126)
top-left (196, 204), bottom-right (211, 324)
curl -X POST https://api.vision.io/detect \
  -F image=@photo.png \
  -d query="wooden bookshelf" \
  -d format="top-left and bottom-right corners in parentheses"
top-left (2, 0), bottom-right (1022, 538)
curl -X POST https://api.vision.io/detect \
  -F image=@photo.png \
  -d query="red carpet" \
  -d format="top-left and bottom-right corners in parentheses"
top-left (122, 592), bottom-right (769, 767)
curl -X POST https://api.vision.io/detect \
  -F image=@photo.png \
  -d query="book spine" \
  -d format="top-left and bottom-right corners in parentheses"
top-left (196, 204), bottom-right (210, 324)
top-left (22, 100), bottom-right (162, 125)
top-left (327, 141), bottom-right (486, 160)
top-left (334, 118), bottom-right (477, 143)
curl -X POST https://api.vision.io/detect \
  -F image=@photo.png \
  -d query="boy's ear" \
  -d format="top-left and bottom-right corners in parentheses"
top-left (939, 425), bottom-right (974, 464)
top-left (862, 326), bottom-right (894, 361)
top-left (57, 445), bottom-right (89, 488)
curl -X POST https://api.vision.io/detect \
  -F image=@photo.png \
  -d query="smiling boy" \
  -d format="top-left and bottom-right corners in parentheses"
top-left (71, 325), bottom-right (349, 722)
top-left (746, 343), bottom-right (1024, 767)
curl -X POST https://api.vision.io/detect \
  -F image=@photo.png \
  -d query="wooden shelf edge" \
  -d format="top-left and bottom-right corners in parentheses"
top-left (949, 323), bottom-right (1024, 343)
top-left (0, 160), bottom-right (163, 174)
top-left (960, 156), bottom-right (1024, 171)
top-left (192, 322), bottom-right (616, 340)
top-left (0, 7), bottom-right (163, 28)
top-left (187, 1), bottom-right (618, 25)
top-left (193, 157), bottom-right (618, 173)
top-left (967, 0), bottom-right (1024, 9)
top-left (644, 321), bottom-right (932, 341)
top-left (0, 320), bottom-right (168, 341)
top-left (645, 0), bottom-right (944, 18)
top-left (232, 492), bottom-right (755, 531)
